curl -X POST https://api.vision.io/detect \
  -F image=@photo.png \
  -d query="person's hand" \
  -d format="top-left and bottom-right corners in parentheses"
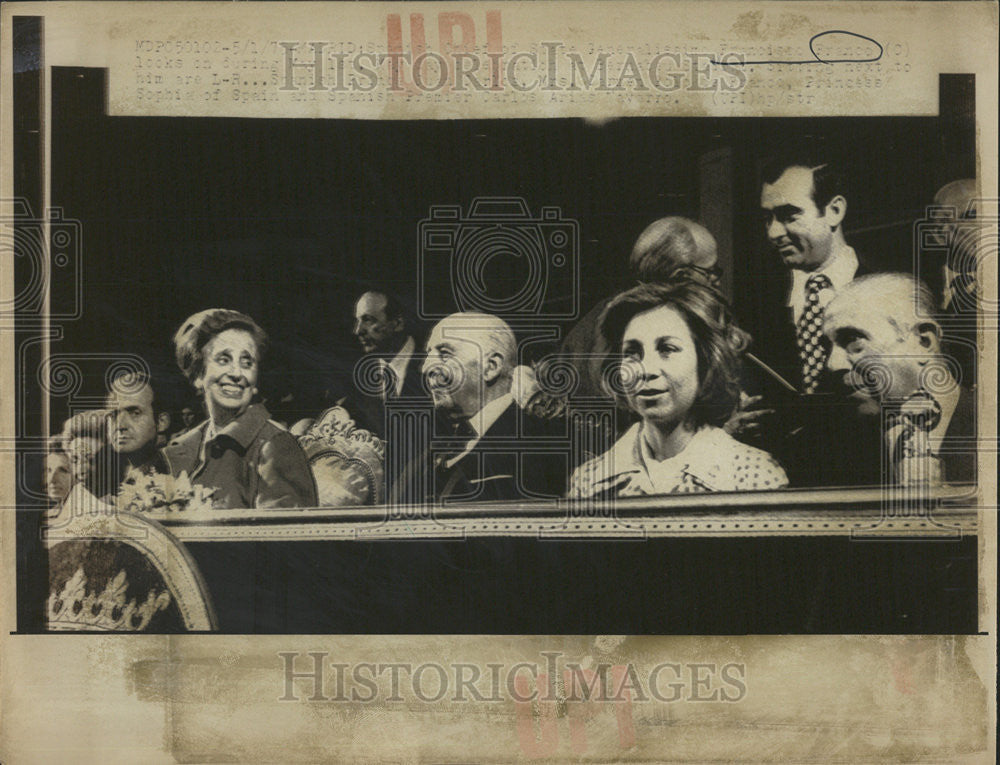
top-left (513, 364), bottom-right (568, 419)
top-left (723, 393), bottom-right (773, 437)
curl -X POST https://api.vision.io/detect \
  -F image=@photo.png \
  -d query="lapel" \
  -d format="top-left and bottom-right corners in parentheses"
top-left (162, 421), bottom-right (209, 477)
top-left (942, 385), bottom-right (976, 483)
top-left (439, 404), bottom-right (519, 501)
top-left (399, 354), bottom-right (427, 399)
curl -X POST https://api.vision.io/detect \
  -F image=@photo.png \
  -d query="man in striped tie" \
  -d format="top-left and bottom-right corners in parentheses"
top-left (752, 157), bottom-right (877, 486)
top-left (759, 157), bottom-right (867, 394)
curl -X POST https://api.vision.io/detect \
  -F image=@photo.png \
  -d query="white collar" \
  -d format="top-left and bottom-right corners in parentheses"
top-left (589, 423), bottom-right (731, 494)
top-left (380, 336), bottom-right (415, 397)
top-left (787, 245), bottom-right (859, 318)
top-left (443, 393), bottom-right (513, 469)
top-left (467, 392), bottom-right (513, 438)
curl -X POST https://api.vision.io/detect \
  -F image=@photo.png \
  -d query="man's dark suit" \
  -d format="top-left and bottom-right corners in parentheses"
top-left (433, 402), bottom-right (569, 504)
top-left (390, 400), bottom-right (569, 506)
top-left (742, 256), bottom-right (877, 487)
top-left (750, 258), bottom-right (872, 395)
top-left (342, 349), bottom-right (426, 440)
top-left (374, 400), bottom-right (570, 633)
top-left (940, 385), bottom-right (976, 484)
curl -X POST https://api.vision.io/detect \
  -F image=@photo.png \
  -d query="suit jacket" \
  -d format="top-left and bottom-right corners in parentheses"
top-left (740, 255), bottom-right (877, 486)
top-left (439, 404), bottom-right (569, 503)
top-left (750, 256), bottom-right (872, 395)
top-left (941, 385), bottom-right (976, 484)
top-left (341, 349), bottom-right (427, 440)
top-left (393, 402), bottom-right (569, 505)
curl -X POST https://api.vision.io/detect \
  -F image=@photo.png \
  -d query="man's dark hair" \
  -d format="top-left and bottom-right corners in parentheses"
top-left (366, 290), bottom-right (405, 323)
top-left (761, 155), bottom-right (848, 213)
top-left (106, 367), bottom-right (180, 419)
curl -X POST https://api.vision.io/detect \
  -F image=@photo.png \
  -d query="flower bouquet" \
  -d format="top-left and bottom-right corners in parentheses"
top-left (116, 469), bottom-right (218, 514)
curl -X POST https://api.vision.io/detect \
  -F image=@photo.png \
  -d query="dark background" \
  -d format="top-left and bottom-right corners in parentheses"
top-left (47, 68), bottom-right (974, 427)
top-left (15, 64), bottom-right (978, 633)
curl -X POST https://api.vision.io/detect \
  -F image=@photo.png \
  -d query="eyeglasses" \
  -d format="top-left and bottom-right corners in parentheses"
top-left (661, 264), bottom-right (724, 289)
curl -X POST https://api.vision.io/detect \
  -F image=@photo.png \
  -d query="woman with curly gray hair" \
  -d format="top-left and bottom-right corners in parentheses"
top-left (163, 309), bottom-right (317, 509)
top-left (568, 272), bottom-right (788, 498)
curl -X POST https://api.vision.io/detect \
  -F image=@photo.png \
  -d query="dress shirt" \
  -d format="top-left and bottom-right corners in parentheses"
top-left (443, 392), bottom-right (514, 469)
top-left (380, 336), bottom-right (416, 399)
top-left (568, 422), bottom-right (789, 497)
top-left (787, 245), bottom-right (859, 324)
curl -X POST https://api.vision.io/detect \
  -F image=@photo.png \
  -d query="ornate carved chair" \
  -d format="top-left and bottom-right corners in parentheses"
top-left (297, 406), bottom-right (386, 506)
top-left (45, 485), bottom-right (217, 631)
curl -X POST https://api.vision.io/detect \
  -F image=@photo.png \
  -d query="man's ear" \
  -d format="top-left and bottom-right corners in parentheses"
top-left (156, 412), bottom-right (171, 434)
top-left (391, 316), bottom-right (405, 334)
top-left (915, 321), bottom-right (942, 354)
top-left (824, 195), bottom-right (847, 228)
top-left (482, 352), bottom-right (504, 384)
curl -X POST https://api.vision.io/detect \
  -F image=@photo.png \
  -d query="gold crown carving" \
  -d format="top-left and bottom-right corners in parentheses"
top-left (47, 567), bottom-right (172, 631)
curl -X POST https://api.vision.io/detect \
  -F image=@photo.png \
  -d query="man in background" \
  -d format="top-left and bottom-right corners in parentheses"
top-left (105, 369), bottom-right (172, 491)
top-left (345, 289), bottom-right (425, 438)
top-left (560, 216), bottom-right (720, 400)
top-left (758, 157), bottom-right (868, 394)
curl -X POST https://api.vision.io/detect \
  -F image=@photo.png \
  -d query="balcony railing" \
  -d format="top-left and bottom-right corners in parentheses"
top-left (148, 484), bottom-right (979, 542)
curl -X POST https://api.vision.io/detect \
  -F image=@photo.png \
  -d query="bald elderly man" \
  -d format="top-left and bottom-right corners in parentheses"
top-left (560, 216), bottom-right (720, 401)
top-left (924, 179), bottom-right (980, 314)
top-left (393, 312), bottom-right (566, 504)
top-left (822, 273), bottom-right (975, 485)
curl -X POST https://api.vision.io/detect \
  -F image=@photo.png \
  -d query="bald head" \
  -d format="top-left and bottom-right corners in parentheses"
top-left (422, 312), bottom-right (517, 419)
top-left (629, 217), bottom-right (718, 281)
top-left (823, 274), bottom-right (945, 407)
top-left (933, 179), bottom-right (978, 216)
top-left (824, 273), bottom-right (937, 334)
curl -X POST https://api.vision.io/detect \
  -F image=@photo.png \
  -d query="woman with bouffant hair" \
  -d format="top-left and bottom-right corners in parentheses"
top-left (568, 272), bottom-right (788, 497)
top-left (162, 309), bottom-right (317, 510)
top-left (60, 410), bottom-right (114, 500)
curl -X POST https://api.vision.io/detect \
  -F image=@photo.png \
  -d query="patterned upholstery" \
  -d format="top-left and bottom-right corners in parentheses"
top-left (297, 406), bottom-right (386, 506)
top-left (45, 485), bottom-right (217, 631)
